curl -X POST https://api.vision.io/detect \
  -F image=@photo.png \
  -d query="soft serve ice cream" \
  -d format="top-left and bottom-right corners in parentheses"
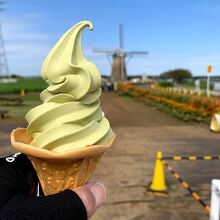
top-left (25, 21), bottom-right (113, 153)
top-left (11, 21), bottom-right (115, 195)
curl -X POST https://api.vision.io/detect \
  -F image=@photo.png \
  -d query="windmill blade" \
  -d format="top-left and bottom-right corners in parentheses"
top-left (119, 24), bottom-right (124, 49)
top-left (106, 54), bottom-right (112, 66)
top-left (125, 51), bottom-right (148, 55)
top-left (93, 48), bottom-right (115, 55)
top-left (125, 51), bottom-right (148, 64)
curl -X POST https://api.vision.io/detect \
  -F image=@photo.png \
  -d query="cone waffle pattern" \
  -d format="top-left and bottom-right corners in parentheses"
top-left (29, 154), bottom-right (102, 196)
top-left (11, 128), bottom-right (115, 196)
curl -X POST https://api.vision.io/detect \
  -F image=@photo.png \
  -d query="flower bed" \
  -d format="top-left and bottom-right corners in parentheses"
top-left (118, 83), bottom-right (220, 123)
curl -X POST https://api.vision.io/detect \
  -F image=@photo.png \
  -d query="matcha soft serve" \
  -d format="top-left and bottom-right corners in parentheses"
top-left (25, 21), bottom-right (113, 153)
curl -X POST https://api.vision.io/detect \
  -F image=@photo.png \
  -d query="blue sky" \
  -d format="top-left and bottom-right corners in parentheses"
top-left (2, 0), bottom-right (220, 76)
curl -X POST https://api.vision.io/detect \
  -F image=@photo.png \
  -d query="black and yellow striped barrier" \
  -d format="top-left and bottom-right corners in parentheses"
top-left (149, 151), bottom-right (214, 214)
top-left (162, 155), bottom-right (219, 161)
top-left (163, 160), bottom-right (211, 214)
top-left (149, 152), bottom-right (219, 193)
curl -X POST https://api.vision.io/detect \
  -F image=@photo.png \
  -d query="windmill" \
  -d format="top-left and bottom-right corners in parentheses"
top-left (93, 24), bottom-right (148, 82)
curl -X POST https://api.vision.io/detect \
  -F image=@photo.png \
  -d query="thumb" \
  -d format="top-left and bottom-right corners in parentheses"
top-left (73, 183), bottom-right (106, 218)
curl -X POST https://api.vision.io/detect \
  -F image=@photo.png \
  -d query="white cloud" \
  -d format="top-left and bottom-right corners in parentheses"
top-left (1, 13), bottom-right (55, 75)
top-left (2, 15), bottom-right (55, 41)
top-left (194, 3), bottom-right (220, 15)
top-left (7, 43), bottom-right (50, 59)
top-left (2, 11), bottom-right (220, 77)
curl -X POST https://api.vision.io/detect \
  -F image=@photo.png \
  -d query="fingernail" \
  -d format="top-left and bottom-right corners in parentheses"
top-left (89, 183), bottom-right (106, 209)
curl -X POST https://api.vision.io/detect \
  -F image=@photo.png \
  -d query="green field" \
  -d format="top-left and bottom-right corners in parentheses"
top-left (0, 93), bottom-right (41, 120)
top-left (0, 78), bottom-right (45, 120)
top-left (0, 78), bottom-right (47, 94)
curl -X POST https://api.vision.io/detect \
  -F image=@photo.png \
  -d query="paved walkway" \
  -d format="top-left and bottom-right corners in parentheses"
top-left (91, 92), bottom-right (220, 220)
top-left (1, 92), bottom-right (220, 219)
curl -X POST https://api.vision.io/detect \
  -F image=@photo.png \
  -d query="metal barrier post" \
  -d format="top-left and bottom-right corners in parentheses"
top-left (210, 179), bottom-right (220, 220)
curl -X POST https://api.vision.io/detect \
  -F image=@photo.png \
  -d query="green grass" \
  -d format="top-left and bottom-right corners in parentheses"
top-left (0, 78), bottom-right (47, 94)
top-left (0, 93), bottom-right (41, 120)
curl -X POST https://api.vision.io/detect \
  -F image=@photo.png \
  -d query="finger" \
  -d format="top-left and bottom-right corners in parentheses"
top-left (73, 183), bottom-right (106, 218)
top-left (89, 183), bottom-right (106, 209)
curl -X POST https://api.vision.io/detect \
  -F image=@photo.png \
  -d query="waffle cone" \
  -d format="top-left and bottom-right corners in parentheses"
top-left (11, 128), bottom-right (115, 196)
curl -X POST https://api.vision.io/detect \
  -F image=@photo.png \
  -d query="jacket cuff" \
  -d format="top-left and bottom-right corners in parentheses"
top-left (55, 189), bottom-right (87, 220)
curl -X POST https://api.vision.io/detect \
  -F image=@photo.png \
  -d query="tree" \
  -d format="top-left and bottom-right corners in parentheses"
top-left (160, 69), bottom-right (192, 83)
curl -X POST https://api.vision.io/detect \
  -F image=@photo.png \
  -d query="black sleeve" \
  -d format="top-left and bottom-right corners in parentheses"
top-left (0, 190), bottom-right (87, 220)
top-left (0, 153), bottom-right (87, 220)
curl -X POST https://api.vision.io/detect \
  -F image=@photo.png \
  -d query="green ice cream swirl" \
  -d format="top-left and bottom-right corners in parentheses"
top-left (25, 21), bottom-right (113, 153)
